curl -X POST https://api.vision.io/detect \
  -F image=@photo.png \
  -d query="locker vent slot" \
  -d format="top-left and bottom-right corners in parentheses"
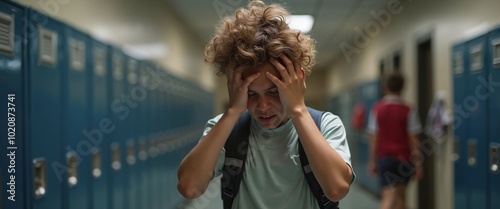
top-left (453, 52), bottom-right (464, 75)
top-left (111, 143), bottom-right (121, 171)
top-left (0, 12), bottom-right (14, 56)
top-left (66, 152), bottom-right (79, 188)
top-left (128, 59), bottom-right (138, 85)
top-left (93, 47), bottom-right (106, 76)
top-left (92, 149), bottom-right (102, 179)
top-left (113, 55), bottom-right (124, 81)
top-left (69, 38), bottom-right (85, 71)
top-left (39, 28), bottom-right (57, 66)
top-left (33, 158), bottom-right (47, 199)
top-left (470, 45), bottom-right (483, 72)
top-left (493, 38), bottom-right (500, 67)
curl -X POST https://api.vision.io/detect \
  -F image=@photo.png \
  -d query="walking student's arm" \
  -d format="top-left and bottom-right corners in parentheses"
top-left (177, 109), bottom-right (240, 199)
top-left (291, 107), bottom-right (353, 202)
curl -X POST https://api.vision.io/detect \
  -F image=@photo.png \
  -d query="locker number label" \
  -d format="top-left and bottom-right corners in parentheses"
top-left (6, 93), bottom-right (17, 201)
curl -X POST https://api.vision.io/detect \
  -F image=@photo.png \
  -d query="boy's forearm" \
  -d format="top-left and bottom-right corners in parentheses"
top-left (177, 109), bottom-right (241, 198)
top-left (291, 108), bottom-right (352, 201)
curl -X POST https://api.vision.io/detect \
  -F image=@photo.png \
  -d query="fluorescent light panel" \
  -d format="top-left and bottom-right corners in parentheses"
top-left (287, 15), bottom-right (314, 33)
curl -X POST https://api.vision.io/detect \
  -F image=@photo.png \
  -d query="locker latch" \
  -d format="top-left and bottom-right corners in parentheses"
top-left (92, 149), bottom-right (102, 178)
top-left (127, 140), bottom-right (136, 165)
top-left (111, 143), bottom-right (121, 171)
top-left (490, 143), bottom-right (500, 174)
top-left (66, 152), bottom-right (79, 188)
top-left (467, 140), bottom-right (477, 167)
top-left (33, 158), bottom-right (47, 199)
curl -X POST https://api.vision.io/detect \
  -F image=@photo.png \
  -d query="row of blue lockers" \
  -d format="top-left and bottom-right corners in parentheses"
top-left (327, 80), bottom-right (381, 195)
top-left (0, 1), bottom-right (214, 209)
top-left (452, 26), bottom-right (500, 209)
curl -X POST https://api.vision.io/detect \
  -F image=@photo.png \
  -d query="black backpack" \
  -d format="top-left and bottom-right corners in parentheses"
top-left (221, 107), bottom-right (339, 209)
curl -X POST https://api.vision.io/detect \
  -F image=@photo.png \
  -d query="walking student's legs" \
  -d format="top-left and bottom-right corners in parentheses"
top-left (378, 157), bottom-right (413, 209)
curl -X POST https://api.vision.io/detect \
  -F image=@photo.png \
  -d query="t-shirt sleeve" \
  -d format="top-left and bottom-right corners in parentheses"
top-left (199, 114), bottom-right (226, 178)
top-left (366, 107), bottom-right (378, 134)
top-left (320, 112), bottom-right (356, 183)
top-left (408, 107), bottom-right (422, 135)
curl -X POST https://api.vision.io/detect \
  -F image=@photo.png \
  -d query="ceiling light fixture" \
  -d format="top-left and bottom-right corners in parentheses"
top-left (287, 15), bottom-right (315, 33)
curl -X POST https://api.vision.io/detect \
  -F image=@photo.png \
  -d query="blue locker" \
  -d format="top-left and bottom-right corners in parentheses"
top-left (109, 47), bottom-right (126, 209)
top-left (466, 34), bottom-right (489, 209)
top-left (27, 9), bottom-right (65, 209)
top-left (89, 38), bottom-right (110, 209)
top-left (0, 2), bottom-right (26, 209)
top-left (487, 26), bottom-right (500, 209)
top-left (62, 26), bottom-right (91, 209)
top-left (124, 56), bottom-right (139, 209)
top-left (452, 42), bottom-right (468, 209)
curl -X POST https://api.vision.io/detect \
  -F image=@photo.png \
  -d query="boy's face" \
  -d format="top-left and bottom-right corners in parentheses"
top-left (243, 62), bottom-right (289, 129)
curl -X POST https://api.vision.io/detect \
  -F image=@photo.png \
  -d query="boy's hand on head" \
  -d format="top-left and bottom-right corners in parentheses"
top-left (267, 55), bottom-right (307, 117)
top-left (226, 62), bottom-right (260, 115)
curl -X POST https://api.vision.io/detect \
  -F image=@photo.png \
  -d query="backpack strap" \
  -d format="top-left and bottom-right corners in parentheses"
top-left (222, 108), bottom-right (339, 209)
top-left (221, 110), bottom-right (252, 209)
top-left (299, 107), bottom-right (339, 209)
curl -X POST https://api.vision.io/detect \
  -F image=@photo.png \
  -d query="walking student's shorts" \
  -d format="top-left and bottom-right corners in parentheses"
top-left (377, 157), bottom-right (414, 187)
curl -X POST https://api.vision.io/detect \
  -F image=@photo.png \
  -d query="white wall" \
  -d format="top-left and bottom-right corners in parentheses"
top-left (325, 0), bottom-right (500, 208)
top-left (15, 0), bottom-right (216, 91)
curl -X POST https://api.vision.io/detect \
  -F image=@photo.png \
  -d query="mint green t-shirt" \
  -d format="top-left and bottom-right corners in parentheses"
top-left (201, 112), bottom-right (354, 209)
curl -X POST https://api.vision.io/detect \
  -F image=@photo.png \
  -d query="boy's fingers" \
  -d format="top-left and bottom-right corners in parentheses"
top-left (270, 57), bottom-right (289, 81)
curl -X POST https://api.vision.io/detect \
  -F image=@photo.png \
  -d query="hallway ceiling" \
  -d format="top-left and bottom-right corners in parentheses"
top-left (165, 0), bottom-right (392, 70)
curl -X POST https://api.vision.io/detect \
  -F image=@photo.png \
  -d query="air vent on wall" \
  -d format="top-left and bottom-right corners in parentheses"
top-left (0, 12), bottom-right (14, 56)
top-left (69, 38), bottom-right (85, 71)
top-left (39, 28), bottom-right (57, 66)
top-left (93, 47), bottom-right (106, 76)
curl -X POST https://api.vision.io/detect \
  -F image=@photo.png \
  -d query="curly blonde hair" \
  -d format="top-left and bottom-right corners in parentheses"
top-left (205, 1), bottom-right (316, 76)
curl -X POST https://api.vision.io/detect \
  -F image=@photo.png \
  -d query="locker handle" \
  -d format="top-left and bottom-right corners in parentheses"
top-left (490, 143), bottom-right (500, 174)
top-left (92, 149), bottom-right (102, 178)
top-left (127, 141), bottom-right (136, 165)
top-left (467, 140), bottom-right (477, 167)
top-left (111, 143), bottom-right (121, 171)
top-left (66, 152), bottom-right (79, 188)
top-left (33, 158), bottom-right (47, 199)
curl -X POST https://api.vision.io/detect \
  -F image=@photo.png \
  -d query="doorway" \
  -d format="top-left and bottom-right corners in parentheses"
top-left (417, 38), bottom-right (435, 209)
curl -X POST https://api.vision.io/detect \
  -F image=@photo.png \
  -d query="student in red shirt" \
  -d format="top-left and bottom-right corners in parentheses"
top-left (367, 72), bottom-right (423, 209)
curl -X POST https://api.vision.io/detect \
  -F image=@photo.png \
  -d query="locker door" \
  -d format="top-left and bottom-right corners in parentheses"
top-left (452, 43), bottom-right (468, 209)
top-left (466, 34), bottom-right (489, 209)
top-left (90, 39), bottom-right (110, 209)
top-left (0, 2), bottom-right (26, 209)
top-left (63, 26), bottom-right (90, 209)
top-left (124, 56), bottom-right (140, 209)
top-left (27, 9), bottom-right (65, 209)
top-left (110, 48), bottom-right (126, 209)
top-left (488, 27), bottom-right (500, 209)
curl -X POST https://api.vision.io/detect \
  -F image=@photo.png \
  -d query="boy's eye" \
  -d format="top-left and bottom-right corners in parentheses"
top-left (248, 92), bottom-right (256, 97)
top-left (268, 89), bottom-right (279, 95)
